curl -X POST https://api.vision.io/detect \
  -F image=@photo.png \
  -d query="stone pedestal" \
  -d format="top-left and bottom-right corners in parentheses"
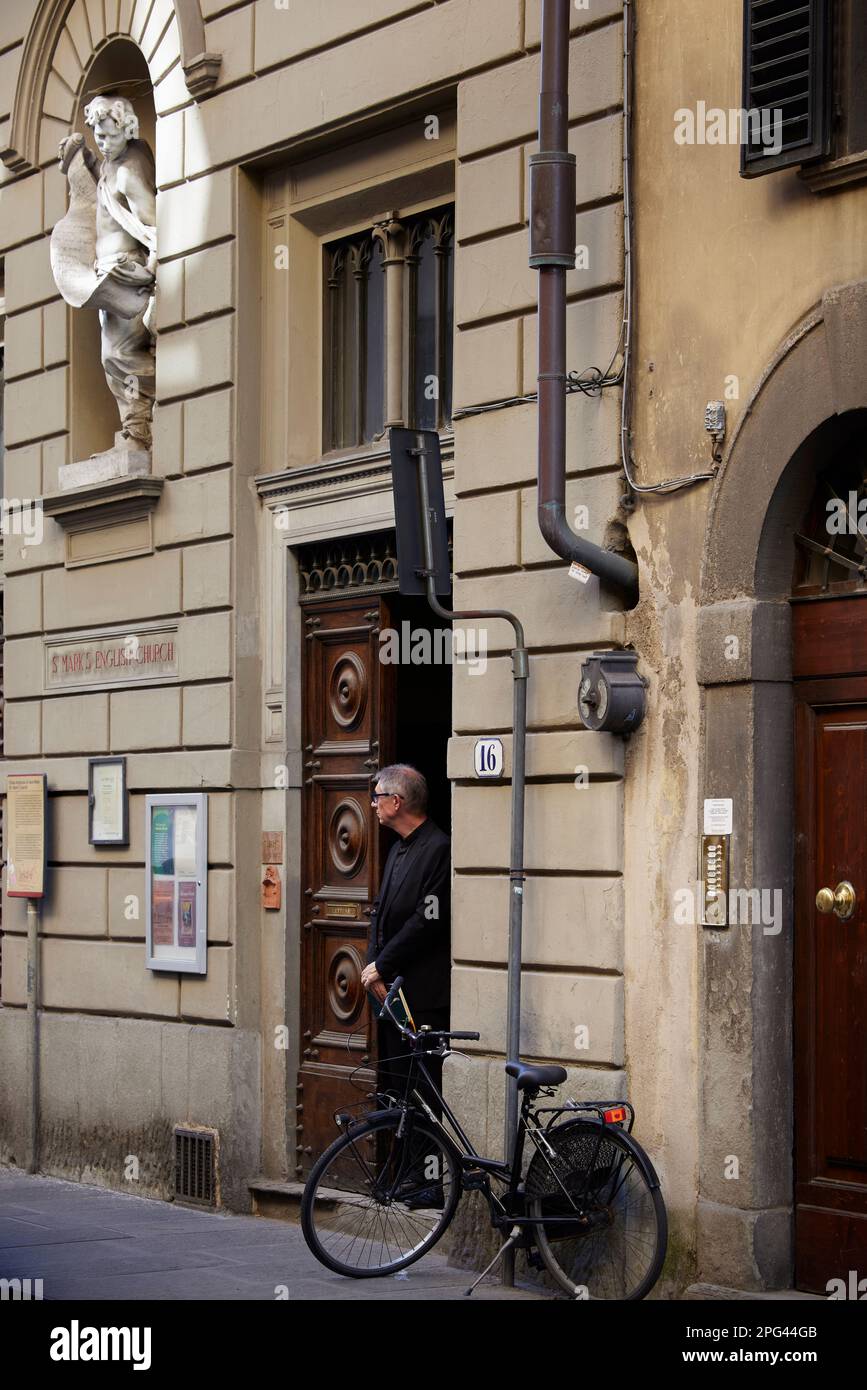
top-left (59, 434), bottom-right (151, 491)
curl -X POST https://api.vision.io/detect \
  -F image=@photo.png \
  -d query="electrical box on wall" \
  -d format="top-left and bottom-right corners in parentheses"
top-left (578, 651), bottom-right (647, 734)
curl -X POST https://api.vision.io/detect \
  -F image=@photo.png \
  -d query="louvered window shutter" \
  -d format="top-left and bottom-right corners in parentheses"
top-left (741, 0), bottom-right (832, 176)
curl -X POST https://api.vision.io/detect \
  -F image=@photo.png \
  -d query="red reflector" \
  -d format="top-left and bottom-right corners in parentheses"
top-left (604, 1106), bottom-right (626, 1125)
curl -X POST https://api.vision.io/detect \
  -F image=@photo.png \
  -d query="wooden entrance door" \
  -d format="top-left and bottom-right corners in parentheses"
top-left (793, 594), bottom-right (867, 1293)
top-left (297, 593), bottom-right (393, 1175)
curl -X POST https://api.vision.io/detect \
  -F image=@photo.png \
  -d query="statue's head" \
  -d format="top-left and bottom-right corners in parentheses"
top-left (84, 95), bottom-right (139, 161)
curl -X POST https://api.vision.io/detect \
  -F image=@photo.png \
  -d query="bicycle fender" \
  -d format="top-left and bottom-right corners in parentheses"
top-left (341, 1107), bottom-right (401, 1139)
top-left (540, 1116), bottom-right (663, 1190)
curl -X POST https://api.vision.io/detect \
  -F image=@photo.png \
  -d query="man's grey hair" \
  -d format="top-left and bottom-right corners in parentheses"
top-left (376, 764), bottom-right (428, 815)
top-left (84, 95), bottom-right (139, 141)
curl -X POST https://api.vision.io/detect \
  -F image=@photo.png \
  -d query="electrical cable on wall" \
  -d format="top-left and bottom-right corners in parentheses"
top-left (456, 1), bottom-right (717, 498)
top-left (618, 0), bottom-right (715, 497)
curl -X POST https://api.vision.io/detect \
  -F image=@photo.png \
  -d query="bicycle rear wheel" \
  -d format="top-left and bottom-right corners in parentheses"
top-left (301, 1110), bottom-right (461, 1278)
top-left (526, 1119), bottom-right (667, 1300)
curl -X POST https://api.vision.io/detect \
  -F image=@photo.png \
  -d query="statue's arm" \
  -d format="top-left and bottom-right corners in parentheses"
top-left (58, 132), bottom-right (99, 180)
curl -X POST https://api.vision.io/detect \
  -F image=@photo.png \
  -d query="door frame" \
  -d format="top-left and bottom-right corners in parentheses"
top-left (255, 444), bottom-right (454, 1189)
top-left (296, 581), bottom-right (396, 1172)
top-left (695, 281), bottom-right (867, 1292)
top-left (792, 612), bottom-right (867, 1291)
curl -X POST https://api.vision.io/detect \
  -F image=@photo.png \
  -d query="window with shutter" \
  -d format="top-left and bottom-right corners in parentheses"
top-left (741, 0), bottom-right (832, 177)
top-left (801, 0), bottom-right (867, 191)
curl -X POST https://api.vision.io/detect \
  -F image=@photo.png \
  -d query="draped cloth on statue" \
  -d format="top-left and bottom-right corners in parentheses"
top-left (98, 173), bottom-right (157, 255)
top-left (49, 142), bottom-right (155, 318)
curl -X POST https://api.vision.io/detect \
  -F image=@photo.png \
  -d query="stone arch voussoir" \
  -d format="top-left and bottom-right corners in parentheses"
top-left (1, 0), bottom-right (220, 176)
top-left (700, 279), bottom-right (867, 606)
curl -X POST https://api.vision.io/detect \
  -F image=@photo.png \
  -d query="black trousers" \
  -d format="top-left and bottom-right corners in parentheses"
top-left (377, 1006), bottom-right (449, 1119)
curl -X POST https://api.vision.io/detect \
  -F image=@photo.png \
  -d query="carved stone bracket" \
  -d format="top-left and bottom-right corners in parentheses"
top-left (41, 474), bottom-right (164, 530)
top-left (182, 50), bottom-right (223, 99)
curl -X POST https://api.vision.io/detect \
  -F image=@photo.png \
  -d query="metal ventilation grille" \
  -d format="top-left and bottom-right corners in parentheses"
top-left (741, 0), bottom-right (830, 175)
top-left (174, 1128), bottom-right (216, 1206)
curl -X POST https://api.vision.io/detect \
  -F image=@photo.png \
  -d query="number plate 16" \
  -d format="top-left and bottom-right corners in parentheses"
top-left (474, 737), bottom-right (504, 779)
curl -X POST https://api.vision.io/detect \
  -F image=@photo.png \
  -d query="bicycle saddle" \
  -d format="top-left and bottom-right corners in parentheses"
top-left (505, 1061), bottom-right (567, 1090)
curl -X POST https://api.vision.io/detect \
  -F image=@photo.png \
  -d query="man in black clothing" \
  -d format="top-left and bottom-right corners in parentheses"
top-left (361, 764), bottom-right (450, 1180)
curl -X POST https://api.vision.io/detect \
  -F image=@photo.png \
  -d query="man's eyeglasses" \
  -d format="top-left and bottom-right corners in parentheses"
top-left (371, 790), bottom-right (400, 804)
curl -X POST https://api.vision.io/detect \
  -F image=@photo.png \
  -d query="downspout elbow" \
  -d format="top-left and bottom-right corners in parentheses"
top-left (538, 497), bottom-right (639, 606)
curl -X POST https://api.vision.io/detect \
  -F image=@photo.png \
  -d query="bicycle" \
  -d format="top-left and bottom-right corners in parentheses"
top-left (300, 977), bottom-right (668, 1299)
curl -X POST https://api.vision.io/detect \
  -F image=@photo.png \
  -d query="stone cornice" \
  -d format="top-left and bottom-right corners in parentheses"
top-left (255, 436), bottom-right (456, 511)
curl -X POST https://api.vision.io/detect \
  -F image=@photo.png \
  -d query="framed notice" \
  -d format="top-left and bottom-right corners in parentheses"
top-left (88, 757), bottom-right (128, 846)
top-left (6, 773), bottom-right (48, 898)
top-left (145, 793), bottom-right (208, 973)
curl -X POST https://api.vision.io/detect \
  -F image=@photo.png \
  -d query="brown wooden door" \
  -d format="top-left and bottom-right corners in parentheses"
top-left (298, 593), bottom-right (393, 1173)
top-left (794, 595), bottom-right (867, 1292)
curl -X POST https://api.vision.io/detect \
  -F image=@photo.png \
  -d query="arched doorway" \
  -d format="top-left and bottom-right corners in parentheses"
top-left (696, 282), bottom-right (867, 1293)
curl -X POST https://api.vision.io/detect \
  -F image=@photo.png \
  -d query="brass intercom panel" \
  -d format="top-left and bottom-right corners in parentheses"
top-left (701, 835), bottom-right (730, 927)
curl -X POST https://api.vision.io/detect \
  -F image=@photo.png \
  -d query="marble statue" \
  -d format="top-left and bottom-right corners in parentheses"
top-left (51, 95), bottom-right (156, 469)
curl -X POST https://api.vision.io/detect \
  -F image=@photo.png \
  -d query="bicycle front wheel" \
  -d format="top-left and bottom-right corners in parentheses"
top-left (526, 1119), bottom-right (667, 1300)
top-left (301, 1110), bottom-right (461, 1278)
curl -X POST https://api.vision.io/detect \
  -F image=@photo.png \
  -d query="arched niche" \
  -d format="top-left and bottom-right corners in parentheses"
top-left (69, 38), bottom-right (157, 462)
top-left (0, 0), bottom-right (219, 177)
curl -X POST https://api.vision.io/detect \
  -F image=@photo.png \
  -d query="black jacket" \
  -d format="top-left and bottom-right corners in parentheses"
top-left (367, 817), bottom-right (451, 1016)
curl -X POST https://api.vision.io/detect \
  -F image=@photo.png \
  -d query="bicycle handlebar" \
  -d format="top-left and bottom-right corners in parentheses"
top-left (379, 979), bottom-right (480, 1043)
top-left (381, 976), bottom-right (404, 1011)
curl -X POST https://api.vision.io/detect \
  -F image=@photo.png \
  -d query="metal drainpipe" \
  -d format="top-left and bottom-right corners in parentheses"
top-left (26, 897), bottom-right (40, 1173)
top-left (531, 0), bottom-right (639, 605)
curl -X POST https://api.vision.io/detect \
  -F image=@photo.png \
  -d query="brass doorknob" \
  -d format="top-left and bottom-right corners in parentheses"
top-left (815, 881), bottom-right (856, 919)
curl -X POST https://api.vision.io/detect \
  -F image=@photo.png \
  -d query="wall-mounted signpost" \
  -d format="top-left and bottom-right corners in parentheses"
top-left (7, 773), bottom-right (48, 1174)
top-left (390, 428), bottom-right (529, 1285)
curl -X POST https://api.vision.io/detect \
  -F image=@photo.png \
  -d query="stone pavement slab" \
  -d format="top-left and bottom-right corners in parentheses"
top-left (0, 1166), bottom-right (544, 1301)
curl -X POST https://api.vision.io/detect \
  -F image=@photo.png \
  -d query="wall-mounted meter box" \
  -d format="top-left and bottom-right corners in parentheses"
top-left (578, 651), bottom-right (647, 734)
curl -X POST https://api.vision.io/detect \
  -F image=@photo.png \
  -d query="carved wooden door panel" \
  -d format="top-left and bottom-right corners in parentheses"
top-left (297, 593), bottom-right (392, 1175)
top-left (793, 596), bottom-right (867, 1293)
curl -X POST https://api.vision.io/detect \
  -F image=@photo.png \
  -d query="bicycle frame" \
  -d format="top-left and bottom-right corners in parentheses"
top-left (368, 1041), bottom-right (628, 1234)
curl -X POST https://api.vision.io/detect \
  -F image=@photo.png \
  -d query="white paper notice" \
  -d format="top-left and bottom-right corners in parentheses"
top-left (92, 763), bottom-right (122, 841)
top-left (703, 798), bottom-right (733, 835)
top-left (173, 805), bottom-right (198, 877)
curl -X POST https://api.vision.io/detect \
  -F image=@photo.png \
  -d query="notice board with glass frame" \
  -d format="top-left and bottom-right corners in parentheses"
top-left (145, 793), bottom-right (207, 973)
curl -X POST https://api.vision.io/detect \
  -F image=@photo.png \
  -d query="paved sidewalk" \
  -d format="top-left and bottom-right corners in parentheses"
top-left (0, 1166), bottom-right (543, 1301)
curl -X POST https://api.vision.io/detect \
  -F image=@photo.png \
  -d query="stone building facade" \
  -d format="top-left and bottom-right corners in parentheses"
top-left (0, 0), bottom-right (864, 1298)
